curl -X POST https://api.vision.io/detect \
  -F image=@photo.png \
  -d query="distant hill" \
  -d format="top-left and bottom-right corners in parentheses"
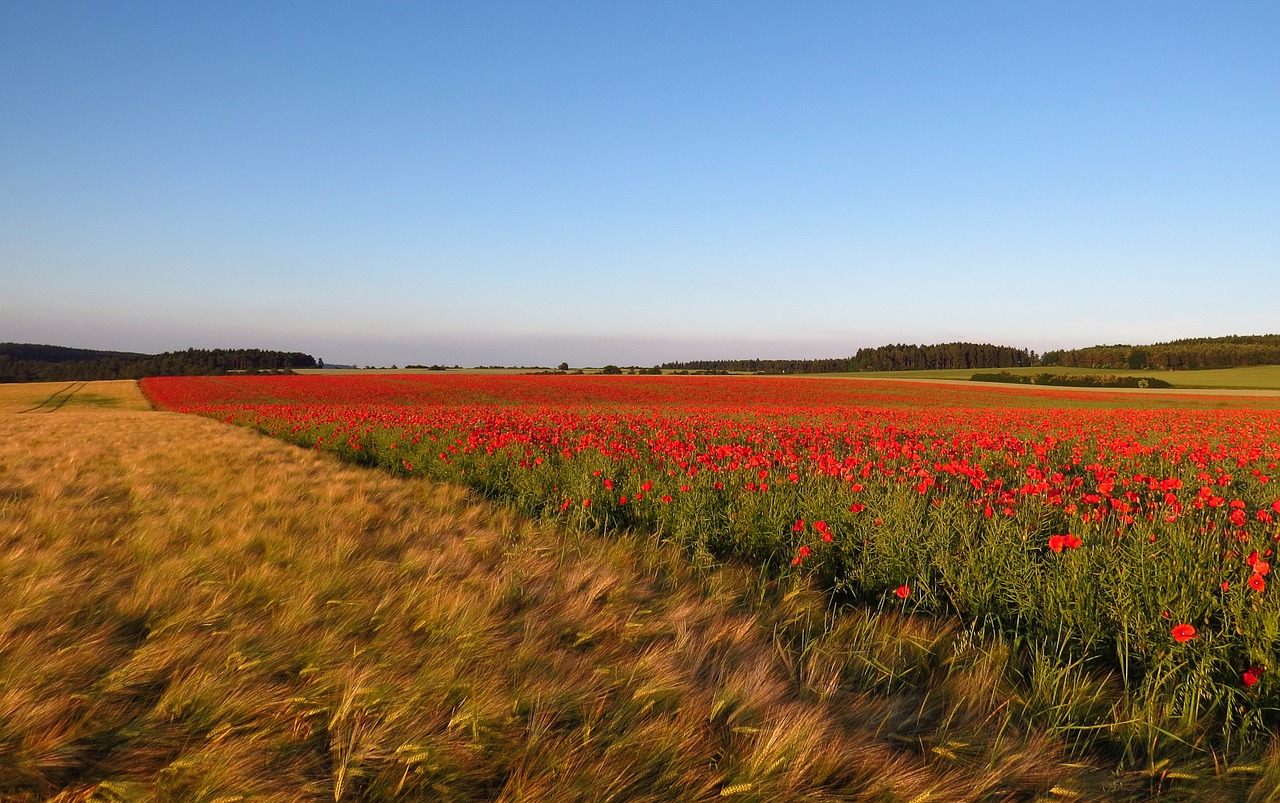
top-left (1042, 335), bottom-right (1280, 370)
top-left (663, 342), bottom-right (1039, 374)
top-left (0, 343), bottom-right (317, 383)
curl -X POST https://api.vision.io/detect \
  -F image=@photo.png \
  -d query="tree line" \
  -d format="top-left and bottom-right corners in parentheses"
top-left (1042, 335), bottom-right (1280, 370)
top-left (0, 343), bottom-right (317, 383)
top-left (663, 342), bottom-right (1039, 374)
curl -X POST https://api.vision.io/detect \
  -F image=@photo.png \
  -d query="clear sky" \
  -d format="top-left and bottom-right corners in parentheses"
top-left (3, 2), bottom-right (1277, 367)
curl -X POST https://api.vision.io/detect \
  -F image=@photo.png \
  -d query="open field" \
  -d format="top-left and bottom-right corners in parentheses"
top-left (10, 376), bottom-right (1280, 798)
top-left (134, 372), bottom-right (1280, 797)
top-left (0, 383), bottom-right (1148, 801)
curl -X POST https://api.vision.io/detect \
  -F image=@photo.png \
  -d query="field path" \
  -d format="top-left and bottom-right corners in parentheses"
top-left (16, 380), bottom-right (87, 412)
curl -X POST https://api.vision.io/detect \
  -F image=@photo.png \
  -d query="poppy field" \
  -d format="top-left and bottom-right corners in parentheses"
top-left (143, 374), bottom-right (1280, 765)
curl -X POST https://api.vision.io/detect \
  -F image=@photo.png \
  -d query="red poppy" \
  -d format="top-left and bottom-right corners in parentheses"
top-left (895, 584), bottom-right (911, 599)
top-left (1048, 534), bottom-right (1080, 552)
top-left (1243, 666), bottom-right (1265, 687)
top-left (1172, 624), bottom-right (1197, 643)
top-left (791, 545), bottom-right (812, 566)
top-left (1249, 573), bottom-right (1266, 592)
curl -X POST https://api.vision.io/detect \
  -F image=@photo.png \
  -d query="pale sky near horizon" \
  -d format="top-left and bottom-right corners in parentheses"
top-left (3, 2), bottom-right (1277, 367)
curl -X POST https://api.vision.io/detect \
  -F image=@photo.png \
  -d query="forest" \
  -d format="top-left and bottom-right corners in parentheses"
top-left (1041, 335), bottom-right (1280, 370)
top-left (664, 342), bottom-right (1039, 374)
top-left (0, 343), bottom-right (317, 383)
top-left (667, 336), bottom-right (1280, 375)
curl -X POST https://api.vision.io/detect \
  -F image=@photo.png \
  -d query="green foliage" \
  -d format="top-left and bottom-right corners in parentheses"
top-left (666, 341), bottom-right (1039, 374)
top-left (971, 371), bottom-right (1174, 389)
top-left (1043, 334), bottom-right (1280, 371)
top-left (0, 343), bottom-right (317, 383)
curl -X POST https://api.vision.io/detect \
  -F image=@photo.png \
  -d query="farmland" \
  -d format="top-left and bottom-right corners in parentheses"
top-left (138, 374), bottom-right (1280, 790)
top-left (7, 374), bottom-right (1280, 798)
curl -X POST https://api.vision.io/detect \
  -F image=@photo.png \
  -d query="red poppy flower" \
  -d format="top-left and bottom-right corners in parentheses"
top-left (1172, 624), bottom-right (1197, 643)
top-left (895, 584), bottom-right (911, 599)
top-left (1249, 573), bottom-right (1266, 592)
top-left (1243, 666), bottom-right (1265, 687)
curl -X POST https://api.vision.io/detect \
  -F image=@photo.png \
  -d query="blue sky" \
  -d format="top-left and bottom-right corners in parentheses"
top-left (3, 2), bottom-right (1277, 367)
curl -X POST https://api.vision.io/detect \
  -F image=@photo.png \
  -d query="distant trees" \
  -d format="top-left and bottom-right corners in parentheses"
top-left (0, 343), bottom-right (317, 383)
top-left (665, 335), bottom-right (1280, 375)
top-left (663, 342), bottom-right (1038, 374)
top-left (1042, 335), bottom-right (1280, 370)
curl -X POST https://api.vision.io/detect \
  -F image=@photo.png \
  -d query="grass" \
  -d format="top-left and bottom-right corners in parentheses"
top-left (7, 380), bottom-right (1280, 799)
